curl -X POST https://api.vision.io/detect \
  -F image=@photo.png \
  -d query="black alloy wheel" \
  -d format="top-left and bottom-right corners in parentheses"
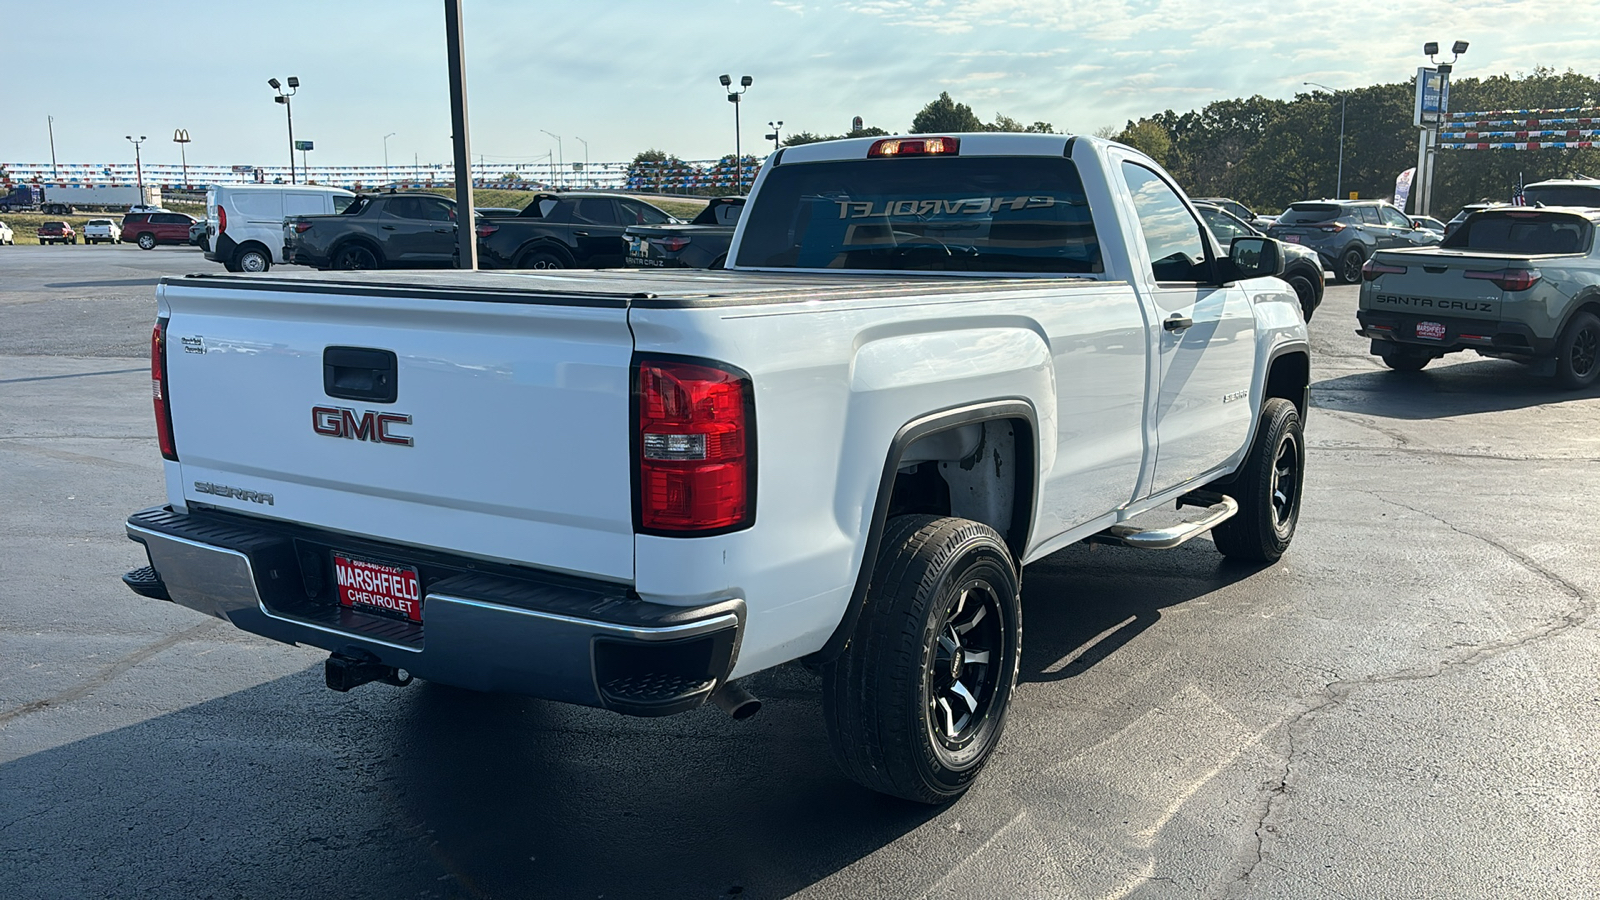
top-left (332, 244), bottom-right (378, 270)
top-left (822, 515), bottom-right (1022, 804)
top-left (1212, 397), bottom-right (1304, 562)
top-left (518, 250), bottom-right (566, 270)
top-left (1336, 248), bottom-right (1364, 284)
top-left (1555, 311), bottom-right (1600, 390)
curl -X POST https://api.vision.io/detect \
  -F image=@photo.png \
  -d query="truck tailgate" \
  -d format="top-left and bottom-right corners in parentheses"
top-left (160, 278), bottom-right (636, 581)
top-left (1362, 249), bottom-right (1527, 322)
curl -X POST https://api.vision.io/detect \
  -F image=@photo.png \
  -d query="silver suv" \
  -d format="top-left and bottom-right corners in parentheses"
top-left (1267, 200), bottom-right (1440, 284)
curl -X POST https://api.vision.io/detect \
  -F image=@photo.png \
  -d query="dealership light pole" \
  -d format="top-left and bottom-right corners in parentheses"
top-left (1414, 40), bottom-right (1468, 217)
top-left (48, 116), bottom-right (59, 182)
top-left (719, 74), bottom-right (752, 192)
top-left (268, 76), bottom-right (300, 184)
top-left (383, 132), bottom-right (396, 179)
top-left (1303, 82), bottom-right (1346, 199)
top-left (540, 129), bottom-right (562, 185)
top-left (173, 129), bottom-right (192, 189)
top-left (575, 136), bottom-right (589, 188)
top-left (766, 120), bottom-right (783, 152)
top-left (125, 135), bottom-right (147, 204)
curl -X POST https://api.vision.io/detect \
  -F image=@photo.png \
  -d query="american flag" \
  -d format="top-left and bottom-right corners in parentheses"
top-left (1512, 173), bottom-right (1527, 206)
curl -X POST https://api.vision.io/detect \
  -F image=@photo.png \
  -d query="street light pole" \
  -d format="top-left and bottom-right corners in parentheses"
top-left (719, 74), bottom-right (752, 193)
top-left (125, 135), bottom-right (147, 204)
top-left (173, 129), bottom-right (191, 189)
top-left (47, 116), bottom-right (58, 183)
top-left (575, 137), bottom-right (589, 188)
top-left (383, 132), bottom-right (396, 180)
top-left (767, 120), bottom-right (783, 151)
top-left (540, 130), bottom-right (563, 185)
top-left (1304, 82), bottom-right (1346, 199)
top-left (268, 76), bottom-right (300, 184)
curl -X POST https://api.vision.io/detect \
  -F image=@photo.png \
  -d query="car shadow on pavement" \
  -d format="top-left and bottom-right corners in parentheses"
top-left (1312, 358), bottom-right (1600, 420)
top-left (41, 278), bottom-right (163, 288)
top-left (1019, 539), bottom-right (1267, 684)
top-left (0, 661), bottom-right (940, 899)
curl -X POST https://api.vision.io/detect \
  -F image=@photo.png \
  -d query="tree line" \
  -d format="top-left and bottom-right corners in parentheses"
top-left (628, 72), bottom-right (1600, 210)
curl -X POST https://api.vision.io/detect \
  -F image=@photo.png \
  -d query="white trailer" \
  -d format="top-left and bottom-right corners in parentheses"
top-left (41, 185), bottom-right (160, 214)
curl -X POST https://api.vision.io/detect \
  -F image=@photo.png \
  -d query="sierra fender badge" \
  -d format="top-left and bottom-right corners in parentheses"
top-left (312, 406), bottom-right (414, 446)
top-left (194, 482), bottom-right (274, 505)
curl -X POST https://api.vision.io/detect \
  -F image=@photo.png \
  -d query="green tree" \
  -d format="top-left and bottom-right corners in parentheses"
top-left (1114, 119), bottom-right (1175, 169)
top-left (988, 114), bottom-right (1055, 133)
top-left (911, 92), bottom-right (986, 133)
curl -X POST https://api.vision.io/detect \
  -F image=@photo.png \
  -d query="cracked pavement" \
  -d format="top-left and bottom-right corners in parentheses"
top-left (2, 249), bottom-right (1597, 899)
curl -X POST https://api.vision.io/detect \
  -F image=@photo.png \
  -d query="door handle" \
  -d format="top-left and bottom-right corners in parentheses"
top-left (573, 230), bottom-right (589, 236)
top-left (1163, 314), bottom-right (1194, 332)
top-left (433, 228), bottom-right (454, 233)
top-left (381, 225), bottom-right (396, 230)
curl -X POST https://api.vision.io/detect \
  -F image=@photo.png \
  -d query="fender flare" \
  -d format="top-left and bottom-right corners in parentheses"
top-left (1210, 341), bottom-right (1310, 487)
top-left (806, 398), bottom-right (1039, 665)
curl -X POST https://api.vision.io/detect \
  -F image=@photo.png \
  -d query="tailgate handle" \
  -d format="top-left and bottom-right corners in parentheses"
top-left (324, 347), bottom-right (398, 403)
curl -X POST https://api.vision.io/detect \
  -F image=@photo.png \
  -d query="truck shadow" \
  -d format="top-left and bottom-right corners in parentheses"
top-left (1019, 539), bottom-right (1266, 684)
top-left (1312, 359), bottom-right (1600, 420)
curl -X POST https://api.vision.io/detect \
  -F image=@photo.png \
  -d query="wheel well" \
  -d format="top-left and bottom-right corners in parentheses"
top-left (1560, 296), bottom-right (1600, 334)
top-left (884, 416), bottom-right (1034, 562)
top-left (518, 241), bottom-right (574, 267)
top-left (235, 240), bottom-right (271, 258)
top-left (331, 237), bottom-right (383, 263)
top-left (1264, 350), bottom-right (1310, 419)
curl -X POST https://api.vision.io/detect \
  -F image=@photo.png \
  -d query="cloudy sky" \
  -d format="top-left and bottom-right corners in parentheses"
top-left (3, 0), bottom-right (1593, 170)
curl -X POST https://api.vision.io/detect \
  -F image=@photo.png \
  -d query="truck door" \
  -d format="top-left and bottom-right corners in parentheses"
top-left (1119, 161), bottom-right (1255, 494)
top-left (567, 198), bottom-right (627, 267)
top-left (379, 196), bottom-right (458, 263)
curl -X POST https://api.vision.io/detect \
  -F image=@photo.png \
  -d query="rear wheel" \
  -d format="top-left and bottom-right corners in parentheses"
top-left (821, 515), bottom-right (1021, 804)
top-left (516, 249), bottom-right (566, 269)
top-left (136, 232), bottom-right (156, 250)
top-left (1212, 397), bottom-right (1303, 562)
top-left (236, 247), bottom-right (271, 273)
top-left (1554, 311), bottom-right (1600, 390)
top-left (1336, 247), bottom-right (1364, 284)
top-left (332, 244), bottom-right (379, 270)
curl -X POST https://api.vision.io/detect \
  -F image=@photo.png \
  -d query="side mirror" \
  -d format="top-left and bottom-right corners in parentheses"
top-left (1226, 236), bottom-right (1284, 280)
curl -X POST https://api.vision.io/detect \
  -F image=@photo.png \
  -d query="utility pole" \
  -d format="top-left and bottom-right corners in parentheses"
top-left (575, 136), bottom-right (589, 189)
top-left (268, 77), bottom-right (300, 183)
top-left (384, 132), bottom-right (396, 179)
top-left (48, 116), bottom-right (59, 182)
top-left (443, 0), bottom-right (477, 268)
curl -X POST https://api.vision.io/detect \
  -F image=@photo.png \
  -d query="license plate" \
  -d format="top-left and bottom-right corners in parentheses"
top-left (333, 553), bottom-right (422, 623)
top-left (1283, 234), bottom-right (1301, 243)
top-left (1415, 321), bottom-right (1447, 340)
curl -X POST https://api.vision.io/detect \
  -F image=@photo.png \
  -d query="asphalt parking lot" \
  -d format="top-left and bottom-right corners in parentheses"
top-left (3, 244), bottom-right (1597, 899)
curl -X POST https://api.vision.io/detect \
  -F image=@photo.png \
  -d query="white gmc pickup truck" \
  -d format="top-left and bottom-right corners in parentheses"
top-left (124, 133), bottom-right (1309, 803)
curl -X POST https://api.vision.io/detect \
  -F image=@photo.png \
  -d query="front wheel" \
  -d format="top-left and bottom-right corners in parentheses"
top-left (1211, 397), bottom-right (1304, 562)
top-left (136, 233), bottom-right (156, 250)
top-left (1286, 273), bottom-right (1317, 321)
top-left (1554, 311), bottom-right (1600, 390)
top-left (821, 515), bottom-right (1022, 804)
top-left (1335, 248), bottom-right (1365, 284)
top-left (516, 249), bottom-right (566, 269)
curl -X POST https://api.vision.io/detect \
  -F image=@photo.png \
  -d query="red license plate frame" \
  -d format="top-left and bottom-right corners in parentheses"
top-left (333, 553), bottom-right (423, 623)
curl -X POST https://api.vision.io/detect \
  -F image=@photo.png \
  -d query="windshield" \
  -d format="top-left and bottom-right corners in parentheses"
top-left (1277, 204), bottom-right (1341, 225)
top-left (1522, 185), bottom-right (1600, 208)
top-left (735, 156), bottom-right (1102, 273)
top-left (1440, 211), bottom-right (1593, 254)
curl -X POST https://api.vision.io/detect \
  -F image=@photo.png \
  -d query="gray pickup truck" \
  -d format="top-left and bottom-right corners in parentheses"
top-left (1357, 206), bottom-right (1600, 388)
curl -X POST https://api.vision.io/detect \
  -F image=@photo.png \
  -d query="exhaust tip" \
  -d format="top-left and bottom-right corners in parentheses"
top-left (711, 681), bottom-right (761, 720)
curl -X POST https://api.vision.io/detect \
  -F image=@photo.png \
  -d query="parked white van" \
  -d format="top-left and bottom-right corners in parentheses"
top-left (205, 184), bottom-right (355, 272)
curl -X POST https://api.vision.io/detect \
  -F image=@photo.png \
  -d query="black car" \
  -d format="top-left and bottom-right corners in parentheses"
top-left (285, 192), bottom-right (461, 269)
top-left (1195, 202), bottom-right (1324, 320)
top-left (476, 192), bottom-right (680, 269)
top-left (1266, 200), bottom-right (1440, 284)
top-left (624, 197), bottom-right (745, 269)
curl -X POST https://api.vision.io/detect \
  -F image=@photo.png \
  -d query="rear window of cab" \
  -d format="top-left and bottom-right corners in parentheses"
top-left (1276, 204), bottom-right (1342, 225)
top-left (735, 155), bottom-right (1102, 273)
top-left (1441, 211), bottom-right (1594, 254)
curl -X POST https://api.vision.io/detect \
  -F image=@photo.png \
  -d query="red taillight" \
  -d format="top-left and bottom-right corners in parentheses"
top-left (475, 222), bottom-right (499, 238)
top-left (1318, 222), bottom-right (1346, 232)
top-left (635, 359), bottom-right (753, 534)
top-left (1362, 259), bottom-right (1407, 281)
top-left (294, 221), bottom-right (313, 233)
top-left (651, 236), bottom-right (691, 252)
top-left (1465, 267), bottom-right (1541, 292)
top-left (868, 136), bottom-right (960, 158)
top-left (216, 205), bottom-right (227, 233)
top-left (151, 319), bottom-right (177, 461)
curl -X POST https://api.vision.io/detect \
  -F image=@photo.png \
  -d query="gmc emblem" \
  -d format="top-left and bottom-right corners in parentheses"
top-left (312, 406), bottom-right (413, 446)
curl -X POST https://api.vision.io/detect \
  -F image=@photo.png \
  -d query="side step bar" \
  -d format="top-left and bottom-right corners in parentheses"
top-left (1088, 491), bottom-right (1238, 550)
